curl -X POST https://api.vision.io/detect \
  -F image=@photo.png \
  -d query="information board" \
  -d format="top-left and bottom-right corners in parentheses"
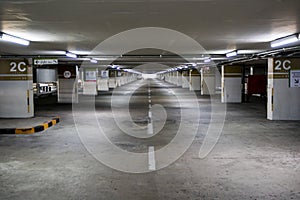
top-left (290, 70), bottom-right (300, 88)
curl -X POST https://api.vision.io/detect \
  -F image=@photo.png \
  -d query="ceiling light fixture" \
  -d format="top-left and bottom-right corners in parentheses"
top-left (226, 50), bottom-right (238, 58)
top-left (271, 34), bottom-right (299, 48)
top-left (65, 51), bottom-right (77, 58)
top-left (236, 50), bottom-right (263, 54)
top-left (0, 32), bottom-right (30, 46)
top-left (204, 58), bottom-right (211, 63)
top-left (90, 58), bottom-right (98, 63)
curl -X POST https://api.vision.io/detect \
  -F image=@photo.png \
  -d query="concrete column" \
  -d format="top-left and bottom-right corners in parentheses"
top-left (58, 65), bottom-right (78, 103)
top-left (123, 72), bottom-right (128, 85)
top-left (177, 71), bottom-right (182, 86)
top-left (182, 70), bottom-right (190, 89)
top-left (0, 59), bottom-right (34, 118)
top-left (189, 69), bottom-right (201, 91)
top-left (166, 72), bottom-right (170, 83)
top-left (83, 68), bottom-right (97, 95)
top-left (201, 67), bottom-right (216, 95)
top-left (97, 70), bottom-right (109, 91)
top-left (108, 70), bottom-right (117, 89)
top-left (171, 72), bottom-right (176, 84)
top-left (221, 65), bottom-right (242, 103)
top-left (267, 58), bottom-right (300, 120)
top-left (115, 70), bottom-right (122, 87)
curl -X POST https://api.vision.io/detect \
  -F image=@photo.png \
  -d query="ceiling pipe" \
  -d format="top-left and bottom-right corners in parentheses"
top-left (216, 45), bottom-right (300, 66)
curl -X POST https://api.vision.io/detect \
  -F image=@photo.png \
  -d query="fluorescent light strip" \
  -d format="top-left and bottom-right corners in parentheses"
top-left (226, 51), bottom-right (238, 58)
top-left (65, 51), bottom-right (77, 58)
top-left (271, 34), bottom-right (299, 48)
top-left (90, 58), bottom-right (98, 63)
top-left (0, 33), bottom-right (30, 46)
top-left (204, 58), bottom-right (211, 63)
top-left (237, 50), bottom-right (264, 54)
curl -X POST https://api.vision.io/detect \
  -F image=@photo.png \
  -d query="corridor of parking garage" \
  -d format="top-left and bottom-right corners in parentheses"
top-left (0, 0), bottom-right (300, 200)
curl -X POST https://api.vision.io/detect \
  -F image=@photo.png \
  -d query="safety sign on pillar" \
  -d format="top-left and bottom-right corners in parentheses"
top-left (221, 65), bottom-right (242, 103)
top-left (0, 59), bottom-right (34, 118)
top-left (267, 58), bottom-right (300, 120)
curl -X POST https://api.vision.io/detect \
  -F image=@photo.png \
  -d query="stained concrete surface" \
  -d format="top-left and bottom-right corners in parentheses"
top-left (0, 79), bottom-right (299, 200)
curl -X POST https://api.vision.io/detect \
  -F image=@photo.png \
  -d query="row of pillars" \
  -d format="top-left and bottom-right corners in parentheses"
top-left (0, 58), bottom-right (299, 120)
top-left (158, 68), bottom-right (217, 95)
top-left (0, 59), bottom-right (140, 118)
top-left (59, 67), bottom-right (139, 102)
top-left (158, 57), bottom-right (300, 120)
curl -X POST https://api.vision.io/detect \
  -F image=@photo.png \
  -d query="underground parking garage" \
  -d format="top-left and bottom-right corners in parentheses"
top-left (0, 0), bottom-right (300, 200)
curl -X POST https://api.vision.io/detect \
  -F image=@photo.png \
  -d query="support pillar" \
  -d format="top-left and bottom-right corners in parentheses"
top-left (58, 65), bottom-right (78, 103)
top-left (177, 71), bottom-right (182, 86)
top-left (221, 65), bottom-right (242, 103)
top-left (189, 69), bottom-right (201, 91)
top-left (0, 59), bottom-right (34, 118)
top-left (267, 58), bottom-right (300, 120)
top-left (201, 67), bottom-right (216, 95)
top-left (97, 69), bottom-right (109, 91)
top-left (182, 70), bottom-right (190, 88)
top-left (108, 70), bottom-right (117, 89)
top-left (83, 68), bottom-right (97, 95)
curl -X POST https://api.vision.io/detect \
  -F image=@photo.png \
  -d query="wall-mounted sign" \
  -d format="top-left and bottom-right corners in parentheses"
top-left (290, 70), bottom-right (300, 88)
top-left (85, 70), bottom-right (97, 82)
top-left (58, 65), bottom-right (77, 79)
top-left (63, 71), bottom-right (72, 79)
top-left (101, 70), bottom-right (109, 78)
top-left (0, 60), bottom-right (31, 81)
top-left (34, 59), bottom-right (58, 65)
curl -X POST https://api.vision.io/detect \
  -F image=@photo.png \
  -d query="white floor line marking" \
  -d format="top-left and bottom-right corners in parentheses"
top-left (149, 104), bottom-right (152, 109)
top-left (168, 90), bottom-right (175, 95)
top-left (149, 99), bottom-right (151, 103)
top-left (148, 146), bottom-right (156, 171)
top-left (147, 122), bottom-right (154, 135)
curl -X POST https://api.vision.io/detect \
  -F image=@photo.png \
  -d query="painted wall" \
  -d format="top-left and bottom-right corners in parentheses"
top-left (36, 68), bottom-right (57, 83)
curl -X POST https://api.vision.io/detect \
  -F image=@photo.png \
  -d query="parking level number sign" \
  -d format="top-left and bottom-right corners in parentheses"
top-left (290, 70), bottom-right (300, 88)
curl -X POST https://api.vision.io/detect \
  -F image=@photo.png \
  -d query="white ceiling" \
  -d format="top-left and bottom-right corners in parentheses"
top-left (0, 0), bottom-right (300, 58)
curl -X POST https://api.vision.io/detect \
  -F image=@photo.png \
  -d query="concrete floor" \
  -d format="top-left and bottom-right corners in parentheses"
top-left (0, 79), bottom-right (299, 200)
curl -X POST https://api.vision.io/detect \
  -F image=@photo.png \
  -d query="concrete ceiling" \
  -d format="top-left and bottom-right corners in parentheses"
top-left (0, 0), bottom-right (300, 64)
